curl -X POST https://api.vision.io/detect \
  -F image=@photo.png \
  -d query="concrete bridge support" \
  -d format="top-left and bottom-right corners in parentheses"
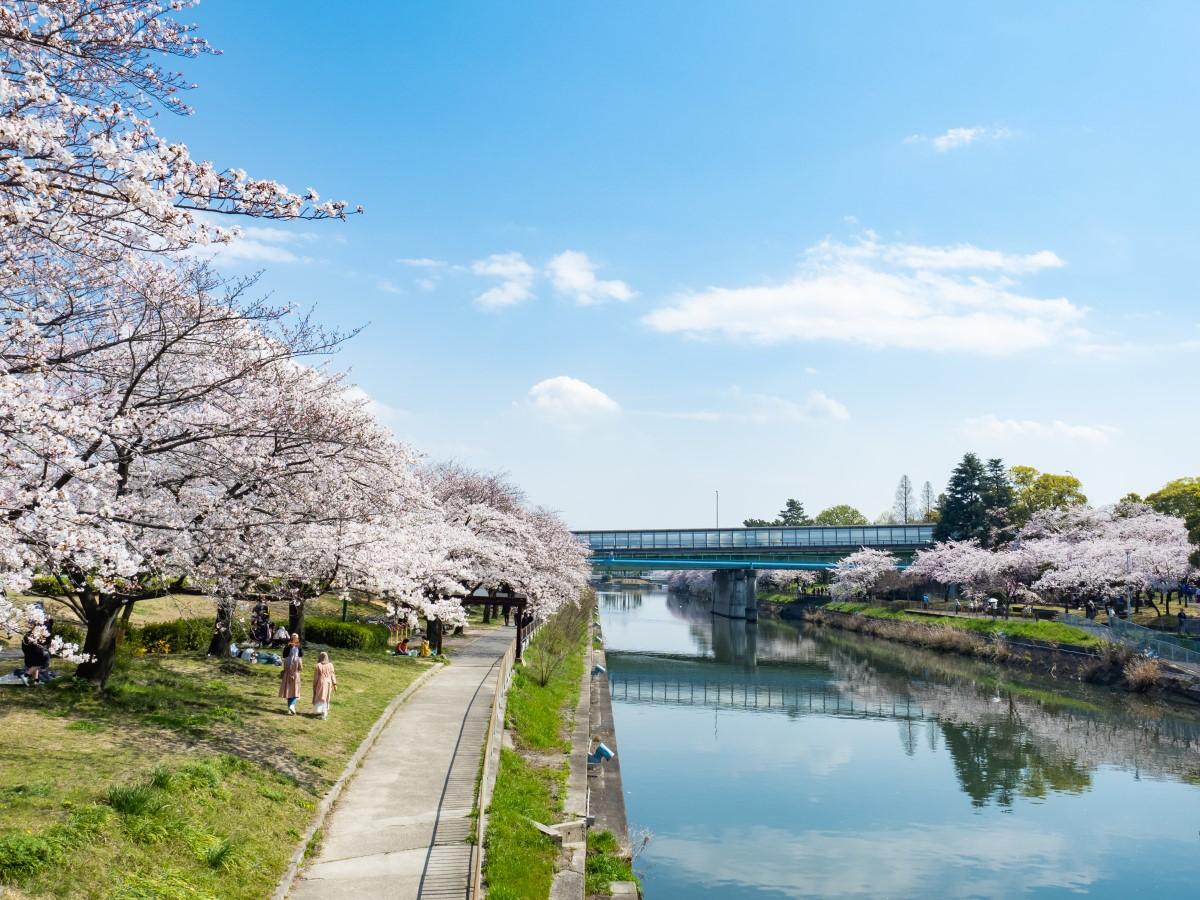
top-left (735, 570), bottom-right (758, 622)
top-left (712, 569), bottom-right (757, 620)
top-left (712, 570), bottom-right (738, 619)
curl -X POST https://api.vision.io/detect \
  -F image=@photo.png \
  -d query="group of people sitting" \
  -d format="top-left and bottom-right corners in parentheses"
top-left (251, 600), bottom-right (294, 648)
top-left (393, 635), bottom-right (432, 657)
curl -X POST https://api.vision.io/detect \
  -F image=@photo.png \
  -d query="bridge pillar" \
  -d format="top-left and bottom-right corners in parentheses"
top-left (736, 570), bottom-right (758, 622)
top-left (712, 570), bottom-right (743, 619)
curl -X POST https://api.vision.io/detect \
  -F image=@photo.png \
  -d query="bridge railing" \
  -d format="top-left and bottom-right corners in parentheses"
top-left (574, 524), bottom-right (934, 553)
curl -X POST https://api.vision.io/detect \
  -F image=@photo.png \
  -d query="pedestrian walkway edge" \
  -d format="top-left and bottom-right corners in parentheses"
top-left (272, 660), bottom-right (444, 900)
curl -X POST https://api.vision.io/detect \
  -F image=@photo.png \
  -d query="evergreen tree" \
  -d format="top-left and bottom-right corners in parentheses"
top-left (893, 475), bottom-right (916, 523)
top-left (933, 453), bottom-right (988, 543)
top-left (980, 458), bottom-right (1015, 545)
top-left (777, 498), bottom-right (811, 526)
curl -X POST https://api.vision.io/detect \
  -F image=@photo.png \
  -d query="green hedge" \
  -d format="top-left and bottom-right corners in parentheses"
top-left (127, 617), bottom-right (247, 653)
top-left (304, 617), bottom-right (390, 651)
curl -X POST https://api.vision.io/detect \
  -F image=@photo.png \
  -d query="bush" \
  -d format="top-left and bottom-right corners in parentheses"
top-left (126, 617), bottom-right (247, 654)
top-left (304, 617), bottom-right (390, 651)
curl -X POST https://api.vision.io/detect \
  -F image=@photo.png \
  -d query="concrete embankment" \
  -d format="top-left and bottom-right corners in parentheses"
top-left (587, 644), bottom-right (628, 849)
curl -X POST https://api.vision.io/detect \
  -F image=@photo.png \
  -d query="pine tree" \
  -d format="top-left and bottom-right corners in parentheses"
top-left (933, 453), bottom-right (988, 543)
top-left (980, 458), bottom-right (1014, 545)
top-left (893, 475), bottom-right (915, 523)
top-left (777, 499), bottom-right (811, 526)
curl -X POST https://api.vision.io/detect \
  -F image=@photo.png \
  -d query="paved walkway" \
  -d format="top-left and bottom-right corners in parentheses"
top-left (291, 627), bottom-right (514, 900)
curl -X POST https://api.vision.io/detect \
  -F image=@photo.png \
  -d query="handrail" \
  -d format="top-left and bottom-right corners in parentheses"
top-left (470, 636), bottom-right (517, 899)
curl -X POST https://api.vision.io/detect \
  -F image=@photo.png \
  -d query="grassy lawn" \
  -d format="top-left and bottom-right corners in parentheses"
top-left (1, 592), bottom-right (388, 637)
top-left (825, 601), bottom-right (1102, 649)
top-left (483, 606), bottom-right (589, 900)
top-left (0, 646), bottom-right (429, 899)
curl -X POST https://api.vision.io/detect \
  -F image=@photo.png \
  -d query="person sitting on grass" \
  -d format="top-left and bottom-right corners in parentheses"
top-left (312, 651), bottom-right (337, 720)
top-left (396, 636), bottom-right (410, 655)
top-left (21, 628), bottom-right (50, 686)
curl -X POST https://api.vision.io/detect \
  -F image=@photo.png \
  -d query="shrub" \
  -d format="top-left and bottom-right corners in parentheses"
top-left (1123, 656), bottom-right (1162, 692)
top-left (127, 617), bottom-right (246, 654)
top-left (304, 617), bottom-right (390, 651)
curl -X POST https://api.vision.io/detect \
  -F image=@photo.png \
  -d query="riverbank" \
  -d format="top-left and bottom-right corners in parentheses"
top-left (802, 604), bottom-right (1200, 703)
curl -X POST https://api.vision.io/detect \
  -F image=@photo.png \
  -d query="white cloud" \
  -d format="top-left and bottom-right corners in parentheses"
top-left (736, 389), bottom-right (849, 423)
top-left (198, 225), bottom-right (317, 264)
top-left (880, 244), bottom-right (1063, 274)
top-left (906, 125), bottom-right (1015, 152)
top-left (397, 257), bottom-right (447, 268)
top-left (471, 252), bottom-right (536, 308)
top-left (416, 278), bottom-right (436, 292)
top-left (650, 823), bottom-right (1102, 900)
top-left (343, 386), bottom-right (406, 433)
top-left (527, 376), bottom-right (619, 417)
top-left (643, 233), bottom-right (1084, 355)
top-left (546, 251), bottom-right (634, 306)
top-left (376, 279), bottom-right (403, 295)
top-left (966, 414), bottom-right (1118, 444)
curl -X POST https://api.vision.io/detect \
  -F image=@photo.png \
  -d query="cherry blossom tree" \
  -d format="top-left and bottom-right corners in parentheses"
top-left (831, 548), bottom-right (899, 599)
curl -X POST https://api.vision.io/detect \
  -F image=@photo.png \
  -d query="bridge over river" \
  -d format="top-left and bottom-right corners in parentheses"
top-left (575, 524), bottom-right (933, 620)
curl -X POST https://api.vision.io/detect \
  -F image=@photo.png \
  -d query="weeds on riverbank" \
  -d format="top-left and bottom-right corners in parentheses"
top-left (585, 830), bottom-right (637, 896)
top-left (484, 593), bottom-right (593, 900)
top-left (822, 602), bottom-right (1101, 649)
top-left (1123, 656), bottom-right (1163, 691)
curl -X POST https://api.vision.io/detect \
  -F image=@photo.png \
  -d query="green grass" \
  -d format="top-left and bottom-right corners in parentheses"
top-left (825, 602), bottom-right (1101, 648)
top-left (0, 642), bottom-right (428, 898)
top-left (483, 749), bottom-right (561, 900)
top-left (585, 830), bottom-right (637, 895)
top-left (484, 600), bottom-right (590, 899)
top-left (506, 661), bottom-right (582, 751)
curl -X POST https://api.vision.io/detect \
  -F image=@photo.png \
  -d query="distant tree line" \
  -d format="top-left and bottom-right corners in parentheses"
top-left (739, 460), bottom-right (1200, 567)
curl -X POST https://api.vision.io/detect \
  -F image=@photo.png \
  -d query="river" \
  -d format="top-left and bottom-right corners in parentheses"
top-left (597, 588), bottom-right (1200, 899)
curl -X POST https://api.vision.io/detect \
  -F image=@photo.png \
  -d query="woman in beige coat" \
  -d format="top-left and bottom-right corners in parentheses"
top-left (312, 651), bottom-right (337, 720)
top-left (279, 633), bottom-right (303, 715)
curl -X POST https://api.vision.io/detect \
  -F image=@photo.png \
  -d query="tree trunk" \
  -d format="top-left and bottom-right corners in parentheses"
top-left (117, 600), bottom-right (135, 644)
top-left (430, 618), bottom-right (443, 655)
top-left (289, 598), bottom-right (306, 643)
top-left (74, 601), bottom-right (123, 688)
top-left (208, 599), bottom-right (234, 658)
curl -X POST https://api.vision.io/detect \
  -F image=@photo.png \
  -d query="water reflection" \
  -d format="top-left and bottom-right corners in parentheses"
top-left (598, 589), bottom-right (1200, 899)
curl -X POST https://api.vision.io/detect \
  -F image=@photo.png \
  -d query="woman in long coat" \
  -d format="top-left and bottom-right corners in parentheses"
top-left (279, 633), bottom-right (303, 714)
top-left (312, 651), bottom-right (337, 720)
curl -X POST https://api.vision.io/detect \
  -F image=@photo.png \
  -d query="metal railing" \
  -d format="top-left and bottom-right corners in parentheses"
top-left (1061, 613), bottom-right (1200, 666)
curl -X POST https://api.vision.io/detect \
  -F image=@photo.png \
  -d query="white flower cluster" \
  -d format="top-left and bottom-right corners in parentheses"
top-left (0, 2), bottom-right (589, 676)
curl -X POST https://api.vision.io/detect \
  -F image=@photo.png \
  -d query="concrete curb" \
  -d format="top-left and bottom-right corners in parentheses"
top-left (272, 660), bottom-right (443, 900)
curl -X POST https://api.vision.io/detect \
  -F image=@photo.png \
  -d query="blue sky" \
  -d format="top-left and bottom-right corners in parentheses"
top-left (175, 1), bottom-right (1199, 527)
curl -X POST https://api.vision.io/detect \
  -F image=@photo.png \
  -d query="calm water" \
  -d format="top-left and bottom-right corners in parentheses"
top-left (598, 588), bottom-right (1200, 899)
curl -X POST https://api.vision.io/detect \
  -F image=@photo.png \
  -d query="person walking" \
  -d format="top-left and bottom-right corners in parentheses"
top-left (279, 633), bottom-right (303, 714)
top-left (312, 651), bottom-right (337, 720)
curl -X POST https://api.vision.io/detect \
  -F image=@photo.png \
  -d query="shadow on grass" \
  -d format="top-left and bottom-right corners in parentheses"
top-left (0, 654), bottom-right (321, 788)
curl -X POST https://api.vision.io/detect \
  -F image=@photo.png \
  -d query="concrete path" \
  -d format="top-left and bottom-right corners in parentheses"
top-left (291, 627), bottom-right (514, 900)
